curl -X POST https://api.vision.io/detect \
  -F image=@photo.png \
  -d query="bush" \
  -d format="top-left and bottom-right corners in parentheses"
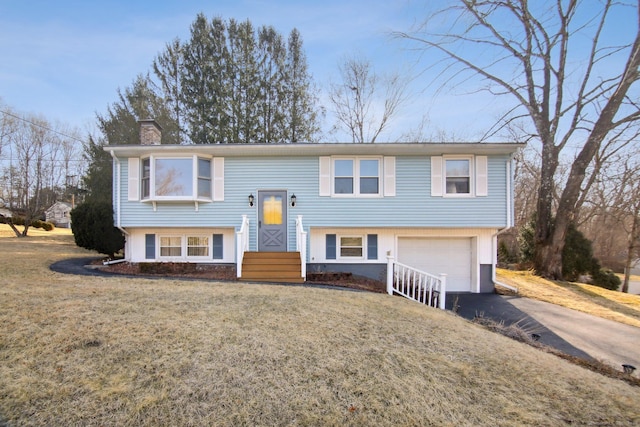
top-left (590, 268), bottom-right (621, 291)
top-left (562, 223), bottom-right (599, 281)
top-left (30, 220), bottom-right (53, 230)
top-left (71, 201), bottom-right (124, 257)
top-left (10, 216), bottom-right (25, 226)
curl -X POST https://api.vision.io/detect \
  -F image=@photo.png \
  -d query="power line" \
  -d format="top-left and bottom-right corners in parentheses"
top-left (0, 109), bottom-right (87, 144)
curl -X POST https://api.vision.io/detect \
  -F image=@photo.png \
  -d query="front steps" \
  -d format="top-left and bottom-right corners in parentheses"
top-left (240, 252), bottom-right (304, 283)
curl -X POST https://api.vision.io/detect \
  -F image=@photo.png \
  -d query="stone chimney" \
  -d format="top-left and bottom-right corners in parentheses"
top-left (139, 119), bottom-right (162, 145)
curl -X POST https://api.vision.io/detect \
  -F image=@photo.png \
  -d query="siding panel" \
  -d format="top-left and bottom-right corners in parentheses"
top-left (117, 154), bottom-right (511, 239)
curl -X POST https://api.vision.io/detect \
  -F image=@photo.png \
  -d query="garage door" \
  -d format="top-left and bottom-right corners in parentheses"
top-left (397, 237), bottom-right (472, 292)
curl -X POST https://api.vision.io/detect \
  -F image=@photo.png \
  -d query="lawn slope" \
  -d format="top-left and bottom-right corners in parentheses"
top-left (1, 227), bottom-right (639, 426)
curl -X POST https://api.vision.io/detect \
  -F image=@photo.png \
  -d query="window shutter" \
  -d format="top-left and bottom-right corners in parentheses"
top-left (383, 157), bottom-right (396, 197)
top-left (128, 158), bottom-right (140, 201)
top-left (476, 156), bottom-right (488, 196)
top-left (367, 234), bottom-right (378, 260)
top-left (145, 234), bottom-right (155, 259)
top-left (326, 234), bottom-right (336, 260)
top-left (212, 234), bottom-right (223, 259)
top-left (319, 156), bottom-right (331, 196)
top-left (431, 156), bottom-right (443, 196)
top-left (212, 157), bottom-right (224, 201)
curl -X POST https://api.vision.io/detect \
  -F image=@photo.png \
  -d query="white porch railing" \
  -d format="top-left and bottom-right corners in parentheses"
top-left (236, 214), bottom-right (249, 278)
top-left (387, 255), bottom-right (447, 309)
top-left (295, 215), bottom-right (307, 280)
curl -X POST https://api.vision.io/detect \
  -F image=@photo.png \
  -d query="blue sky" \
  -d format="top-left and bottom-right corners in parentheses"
top-left (0, 0), bottom-right (477, 141)
top-left (0, 1), bottom-right (634, 142)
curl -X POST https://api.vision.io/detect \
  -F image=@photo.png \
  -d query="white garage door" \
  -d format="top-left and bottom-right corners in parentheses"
top-left (397, 237), bottom-right (472, 292)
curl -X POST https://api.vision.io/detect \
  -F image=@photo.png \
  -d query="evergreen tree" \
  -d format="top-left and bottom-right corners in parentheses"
top-left (82, 136), bottom-right (113, 204)
top-left (153, 38), bottom-right (186, 143)
top-left (257, 26), bottom-right (287, 143)
top-left (97, 74), bottom-right (179, 145)
top-left (285, 29), bottom-right (321, 142)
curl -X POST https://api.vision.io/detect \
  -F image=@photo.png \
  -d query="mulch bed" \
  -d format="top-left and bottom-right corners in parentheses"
top-left (96, 261), bottom-right (386, 293)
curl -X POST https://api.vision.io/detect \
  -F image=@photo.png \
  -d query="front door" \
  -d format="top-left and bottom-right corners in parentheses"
top-left (258, 190), bottom-right (287, 252)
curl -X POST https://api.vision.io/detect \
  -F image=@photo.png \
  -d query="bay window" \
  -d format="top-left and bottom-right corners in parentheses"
top-left (141, 155), bottom-right (212, 201)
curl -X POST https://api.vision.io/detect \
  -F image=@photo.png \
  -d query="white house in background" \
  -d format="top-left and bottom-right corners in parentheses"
top-left (45, 201), bottom-right (72, 228)
top-left (106, 120), bottom-right (523, 293)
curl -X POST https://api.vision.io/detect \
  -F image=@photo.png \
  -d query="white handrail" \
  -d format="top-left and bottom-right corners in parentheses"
top-left (295, 215), bottom-right (307, 280)
top-left (236, 214), bottom-right (249, 278)
top-left (387, 255), bottom-right (447, 309)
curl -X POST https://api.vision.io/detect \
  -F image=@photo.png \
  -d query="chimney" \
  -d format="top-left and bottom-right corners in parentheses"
top-left (139, 119), bottom-right (162, 145)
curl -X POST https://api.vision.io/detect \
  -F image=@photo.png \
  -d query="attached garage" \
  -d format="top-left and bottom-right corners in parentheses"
top-left (397, 237), bottom-right (473, 292)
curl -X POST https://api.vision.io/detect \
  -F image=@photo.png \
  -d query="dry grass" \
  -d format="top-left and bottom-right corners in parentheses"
top-left (1, 226), bottom-right (640, 426)
top-left (497, 269), bottom-right (640, 328)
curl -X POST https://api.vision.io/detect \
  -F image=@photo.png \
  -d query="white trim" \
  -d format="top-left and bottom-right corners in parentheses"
top-left (430, 156), bottom-right (443, 196)
top-left (331, 156), bottom-right (383, 198)
top-left (443, 155), bottom-right (474, 197)
top-left (212, 157), bottom-right (225, 201)
top-left (128, 157), bottom-right (140, 201)
top-left (338, 235), bottom-right (365, 260)
top-left (475, 155), bottom-right (488, 196)
top-left (157, 233), bottom-right (213, 260)
top-left (319, 156), bottom-right (331, 196)
top-left (383, 156), bottom-right (396, 197)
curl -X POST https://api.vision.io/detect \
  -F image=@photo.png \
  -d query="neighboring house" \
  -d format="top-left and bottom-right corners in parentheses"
top-left (631, 259), bottom-right (640, 276)
top-left (45, 201), bottom-right (72, 228)
top-left (0, 207), bottom-right (12, 219)
top-left (106, 121), bottom-right (523, 293)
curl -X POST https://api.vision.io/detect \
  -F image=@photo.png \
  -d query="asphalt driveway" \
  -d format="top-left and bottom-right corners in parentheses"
top-left (448, 293), bottom-right (640, 372)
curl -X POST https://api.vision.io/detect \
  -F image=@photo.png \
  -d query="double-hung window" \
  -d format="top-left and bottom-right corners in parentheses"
top-left (445, 157), bottom-right (472, 195)
top-left (332, 157), bottom-right (381, 196)
top-left (187, 236), bottom-right (209, 257)
top-left (159, 235), bottom-right (211, 259)
top-left (160, 236), bottom-right (182, 257)
top-left (340, 236), bottom-right (364, 258)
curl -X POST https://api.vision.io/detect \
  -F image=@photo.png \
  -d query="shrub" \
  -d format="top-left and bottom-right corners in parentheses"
top-left (71, 201), bottom-right (124, 257)
top-left (562, 223), bottom-right (599, 281)
top-left (10, 216), bottom-right (25, 226)
top-left (590, 268), bottom-right (621, 291)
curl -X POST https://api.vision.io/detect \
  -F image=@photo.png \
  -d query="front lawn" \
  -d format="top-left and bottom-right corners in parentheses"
top-left (1, 226), bottom-right (639, 426)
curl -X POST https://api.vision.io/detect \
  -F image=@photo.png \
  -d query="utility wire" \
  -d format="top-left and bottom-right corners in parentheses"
top-left (0, 109), bottom-right (87, 144)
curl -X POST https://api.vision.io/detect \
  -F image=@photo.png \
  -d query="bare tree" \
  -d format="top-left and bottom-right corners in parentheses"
top-left (396, 0), bottom-right (640, 279)
top-left (582, 150), bottom-right (640, 292)
top-left (329, 54), bottom-right (408, 143)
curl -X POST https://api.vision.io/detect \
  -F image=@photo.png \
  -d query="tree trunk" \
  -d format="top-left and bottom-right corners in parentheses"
top-left (533, 140), bottom-right (560, 277)
top-left (622, 210), bottom-right (639, 293)
top-left (6, 219), bottom-right (23, 238)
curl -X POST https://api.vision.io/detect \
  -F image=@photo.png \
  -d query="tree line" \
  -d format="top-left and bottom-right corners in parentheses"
top-left (0, 103), bottom-right (85, 236)
top-left (99, 14), bottom-right (320, 146)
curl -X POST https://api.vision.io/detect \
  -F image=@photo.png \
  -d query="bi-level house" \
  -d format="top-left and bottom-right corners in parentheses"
top-left (107, 120), bottom-right (522, 294)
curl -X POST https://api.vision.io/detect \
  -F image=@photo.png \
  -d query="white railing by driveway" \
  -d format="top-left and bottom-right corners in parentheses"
top-left (295, 215), bottom-right (307, 280)
top-left (387, 255), bottom-right (447, 309)
top-left (236, 214), bottom-right (249, 278)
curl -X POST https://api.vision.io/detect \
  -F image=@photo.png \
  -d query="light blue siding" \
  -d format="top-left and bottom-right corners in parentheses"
top-left (117, 154), bottom-right (511, 251)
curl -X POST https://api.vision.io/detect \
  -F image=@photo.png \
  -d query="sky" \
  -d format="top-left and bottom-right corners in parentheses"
top-left (0, 0), bottom-right (472, 141)
top-left (0, 1), bottom-right (635, 143)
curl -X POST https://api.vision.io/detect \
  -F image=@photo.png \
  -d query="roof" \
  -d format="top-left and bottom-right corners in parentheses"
top-left (105, 142), bottom-right (525, 158)
top-left (45, 201), bottom-right (72, 212)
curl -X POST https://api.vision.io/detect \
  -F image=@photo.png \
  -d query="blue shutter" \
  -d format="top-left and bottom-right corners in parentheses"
top-left (212, 234), bottom-right (223, 260)
top-left (326, 234), bottom-right (336, 260)
top-left (145, 234), bottom-right (155, 259)
top-left (367, 234), bottom-right (378, 260)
